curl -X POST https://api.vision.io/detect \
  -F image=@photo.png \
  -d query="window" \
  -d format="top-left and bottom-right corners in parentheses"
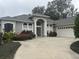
top-left (69, 27), bottom-right (73, 29)
top-left (50, 24), bottom-right (52, 27)
top-left (65, 27), bottom-right (68, 29)
top-left (64, 27), bottom-right (66, 29)
top-left (29, 23), bottom-right (32, 28)
top-left (23, 23), bottom-right (27, 28)
top-left (29, 23), bottom-right (32, 26)
top-left (68, 27), bottom-right (70, 28)
top-left (23, 23), bottom-right (27, 25)
top-left (47, 24), bottom-right (49, 26)
top-left (58, 27), bottom-right (60, 29)
top-left (71, 27), bottom-right (73, 28)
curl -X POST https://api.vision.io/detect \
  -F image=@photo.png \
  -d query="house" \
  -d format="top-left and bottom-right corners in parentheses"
top-left (0, 14), bottom-right (75, 37)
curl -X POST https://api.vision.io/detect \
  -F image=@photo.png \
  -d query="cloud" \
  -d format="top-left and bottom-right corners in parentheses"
top-left (72, 0), bottom-right (79, 11)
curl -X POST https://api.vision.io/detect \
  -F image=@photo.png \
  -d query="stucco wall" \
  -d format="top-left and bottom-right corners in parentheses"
top-left (15, 22), bottom-right (23, 33)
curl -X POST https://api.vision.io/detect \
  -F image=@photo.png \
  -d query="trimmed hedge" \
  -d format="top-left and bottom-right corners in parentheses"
top-left (13, 30), bottom-right (35, 41)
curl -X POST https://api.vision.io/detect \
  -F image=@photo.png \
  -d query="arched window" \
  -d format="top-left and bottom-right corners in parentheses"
top-left (4, 23), bottom-right (13, 32)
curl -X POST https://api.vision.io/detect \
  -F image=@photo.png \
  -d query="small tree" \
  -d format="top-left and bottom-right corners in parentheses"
top-left (32, 6), bottom-right (45, 14)
top-left (0, 32), bottom-right (4, 45)
top-left (3, 32), bottom-right (15, 43)
top-left (74, 14), bottom-right (79, 38)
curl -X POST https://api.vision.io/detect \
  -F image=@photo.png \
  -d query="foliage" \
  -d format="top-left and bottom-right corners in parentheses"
top-left (0, 32), bottom-right (4, 45)
top-left (48, 31), bottom-right (57, 37)
top-left (70, 41), bottom-right (79, 54)
top-left (32, 6), bottom-right (45, 14)
top-left (0, 42), bottom-right (21, 59)
top-left (68, 4), bottom-right (78, 17)
top-left (14, 30), bottom-right (35, 41)
top-left (74, 14), bottom-right (79, 38)
top-left (3, 32), bottom-right (15, 43)
top-left (45, 10), bottom-right (60, 20)
top-left (44, 0), bottom-right (77, 20)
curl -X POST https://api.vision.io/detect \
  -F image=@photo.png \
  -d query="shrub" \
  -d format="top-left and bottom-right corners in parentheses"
top-left (13, 31), bottom-right (35, 41)
top-left (74, 14), bottom-right (79, 38)
top-left (70, 41), bottom-right (79, 54)
top-left (0, 32), bottom-right (4, 45)
top-left (3, 32), bottom-right (15, 43)
top-left (48, 31), bottom-right (57, 37)
top-left (20, 30), bottom-right (26, 34)
top-left (26, 31), bottom-right (35, 38)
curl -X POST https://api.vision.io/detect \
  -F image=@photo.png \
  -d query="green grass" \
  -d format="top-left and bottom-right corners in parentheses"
top-left (0, 42), bottom-right (21, 59)
top-left (70, 41), bottom-right (79, 54)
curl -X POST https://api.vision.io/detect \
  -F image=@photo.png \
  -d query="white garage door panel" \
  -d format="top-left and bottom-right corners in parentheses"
top-left (57, 29), bottom-right (75, 37)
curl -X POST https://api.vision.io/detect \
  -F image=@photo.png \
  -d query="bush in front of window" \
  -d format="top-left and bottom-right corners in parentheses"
top-left (48, 31), bottom-right (57, 37)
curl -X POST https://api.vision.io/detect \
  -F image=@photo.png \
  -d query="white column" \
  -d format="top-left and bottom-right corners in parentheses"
top-left (34, 20), bottom-right (37, 36)
top-left (13, 22), bottom-right (16, 33)
top-left (27, 23), bottom-right (29, 31)
top-left (32, 24), bottom-right (33, 32)
top-left (44, 20), bottom-right (47, 36)
top-left (22, 23), bottom-right (24, 31)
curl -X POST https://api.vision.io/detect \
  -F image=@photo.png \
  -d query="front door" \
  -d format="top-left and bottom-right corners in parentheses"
top-left (4, 23), bottom-right (13, 32)
top-left (37, 27), bottom-right (42, 36)
top-left (36, 19), bottom-right (44, 37)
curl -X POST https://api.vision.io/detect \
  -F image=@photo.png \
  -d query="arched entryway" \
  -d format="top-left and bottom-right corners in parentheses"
top-left (4, 23), bottom-right (13, 32)
top-left (36, 19), bottom-right (44, 36)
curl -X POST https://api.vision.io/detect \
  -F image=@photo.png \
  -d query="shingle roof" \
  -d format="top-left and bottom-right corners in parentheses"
top-left (32, 14), bottom-right (50, 18)
top-left (0, 14), bottom-right (76, 25)
top-left (55, 17), bottom-right (75, 26)
top-left (0, 14), bottom-right (33, 23)
top-left (47, 19), bottom-right (54, 24)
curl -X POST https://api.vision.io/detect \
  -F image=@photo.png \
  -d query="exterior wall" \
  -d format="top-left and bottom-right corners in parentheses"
top-left (57, 28), bottom-right (75, 37)
top-left (1, 21), bottom-right (16, 32)
top-left (1, 21), bottom-right (33, 34)
top-left (15, 22), bottom-right (23, 33)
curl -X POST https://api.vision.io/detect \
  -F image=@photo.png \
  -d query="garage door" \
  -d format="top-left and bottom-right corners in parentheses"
top-left (57, 28), bottom-right (75, 37)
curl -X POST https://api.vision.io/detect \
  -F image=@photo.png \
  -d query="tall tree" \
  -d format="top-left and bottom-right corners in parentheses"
top-left (45, 0), bottom-right (77, 20)
top-left (74, 14), bottom-right (79, 38)
top-left (32, 6), bottom-right (45, 14)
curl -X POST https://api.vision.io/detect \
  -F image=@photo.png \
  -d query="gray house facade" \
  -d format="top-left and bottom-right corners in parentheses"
top-left (0, 14), bottom-right (75, 37)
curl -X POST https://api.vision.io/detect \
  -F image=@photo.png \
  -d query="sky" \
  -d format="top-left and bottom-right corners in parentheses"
top-left (0, 0), bottom-right (78, 17)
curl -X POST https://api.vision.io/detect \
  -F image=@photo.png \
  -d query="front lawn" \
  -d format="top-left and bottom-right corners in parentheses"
top-left (70, 41), bottom-right (79, 54)
top-left (0, 42), bottom-right (21, 59)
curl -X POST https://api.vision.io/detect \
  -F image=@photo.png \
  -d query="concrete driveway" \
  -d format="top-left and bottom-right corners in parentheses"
top-left (14, 37), bottom-right (79, 59)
